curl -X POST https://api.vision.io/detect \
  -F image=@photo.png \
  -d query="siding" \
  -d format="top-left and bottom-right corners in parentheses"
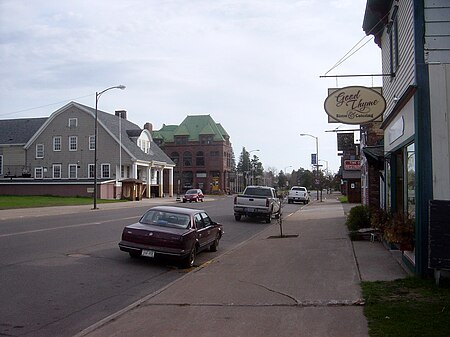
top-left (425, 0), bottom-right (450, 63)
top-left (381, 0), bottom-right (416, 119)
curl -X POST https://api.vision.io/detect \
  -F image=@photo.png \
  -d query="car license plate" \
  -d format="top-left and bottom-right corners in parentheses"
top-left (246, 207), bottom-right (254, 212)
top-left (141, 250), bottom-right (155, 258)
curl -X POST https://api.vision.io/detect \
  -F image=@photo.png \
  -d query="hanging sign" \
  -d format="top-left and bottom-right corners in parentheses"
top-left (344, 160), bottom-right (361, 170)
top-left (324, 86), bottom-right (386, 124)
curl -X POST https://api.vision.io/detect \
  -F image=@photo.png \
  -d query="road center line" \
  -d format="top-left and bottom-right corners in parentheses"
top-left (0, 216), bottom-right (137, 238)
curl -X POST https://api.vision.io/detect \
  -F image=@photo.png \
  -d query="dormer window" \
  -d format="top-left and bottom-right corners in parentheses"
top-left (175, 136), bottom-right (188, 145)
top-left (137, 132), bottom-right (151, 154)
top-left (201, 135), bottom-right (213, 144)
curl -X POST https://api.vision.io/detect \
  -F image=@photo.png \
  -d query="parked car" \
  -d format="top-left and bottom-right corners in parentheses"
top-left (183, 189), bottom-right (204, 203)
top-left (287, 186), bottom-right (310, 204)
top-left (119, 206), bottom-right (222, 268)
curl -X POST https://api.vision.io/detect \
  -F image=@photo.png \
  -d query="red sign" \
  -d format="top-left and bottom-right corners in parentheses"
top-left (344, 160), bottom-right (361, 170)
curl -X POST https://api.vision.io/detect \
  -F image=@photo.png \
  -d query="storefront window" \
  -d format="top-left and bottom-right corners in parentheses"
top-left (386, 160), bottom-right (391, 211)
top-left (405, 143), bottom-right (415, 217)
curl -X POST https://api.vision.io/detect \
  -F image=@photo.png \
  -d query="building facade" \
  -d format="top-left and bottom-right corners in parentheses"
top-left (0, 102), bottom-right (175, 199)
top-left (363, 0), bottom-right (450, 276)
top-left (152, 115), bottom-right (233, 195)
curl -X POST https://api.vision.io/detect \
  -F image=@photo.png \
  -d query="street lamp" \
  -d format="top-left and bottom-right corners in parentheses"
top-left (300, 133), bottom-right (320, 201)
top-left (319, 159), bottom-right (329, 174)
top-left (93, 85), bottom-right (126, 209)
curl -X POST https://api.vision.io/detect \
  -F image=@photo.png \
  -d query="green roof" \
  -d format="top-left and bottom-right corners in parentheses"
top-left (153, 115), bottom-right (229, 143)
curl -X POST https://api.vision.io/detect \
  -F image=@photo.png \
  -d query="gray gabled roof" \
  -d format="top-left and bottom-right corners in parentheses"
top-left (0, 117), bottom-right (47, 145)
top-left (73, 102), bottom-right (174, 165)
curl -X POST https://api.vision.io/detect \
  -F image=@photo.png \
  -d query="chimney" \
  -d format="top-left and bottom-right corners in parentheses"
top-left (115, 110), bottom-right (127, 120)
top-left (144, 122), bottom-right (153, 132)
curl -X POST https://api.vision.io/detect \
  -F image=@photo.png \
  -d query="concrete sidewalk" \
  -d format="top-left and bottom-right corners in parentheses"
top-left (75, 195), bottom-right (408, 337)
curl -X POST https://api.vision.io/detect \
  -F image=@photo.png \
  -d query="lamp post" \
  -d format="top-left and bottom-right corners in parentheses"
top-left (300, 133), bottom-right (319, 201)
top-left (93, 85), bottom-right (126, 209)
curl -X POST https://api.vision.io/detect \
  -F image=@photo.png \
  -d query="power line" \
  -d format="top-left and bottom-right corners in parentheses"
top-left (0, 93), bottom-right (94, 118)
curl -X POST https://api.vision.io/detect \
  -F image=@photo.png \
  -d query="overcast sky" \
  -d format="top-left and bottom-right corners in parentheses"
top-left (0, 0), bottom-right (382, 174)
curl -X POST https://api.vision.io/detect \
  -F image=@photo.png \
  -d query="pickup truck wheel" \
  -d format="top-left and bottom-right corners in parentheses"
top-left (265, 215), bottom-right (272, 223)
top-left (288, 199), bottom-right (292, 204)
top-left (234, 215), bottom-right (241, 221)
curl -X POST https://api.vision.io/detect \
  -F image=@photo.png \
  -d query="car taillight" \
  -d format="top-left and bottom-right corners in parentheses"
top-left (266, 198), bottom-right (269, 207)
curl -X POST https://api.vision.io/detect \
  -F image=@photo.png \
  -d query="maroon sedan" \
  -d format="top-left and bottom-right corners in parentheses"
top-left (182, 189), bottom-right (204, 203)
top-left (119, 206), bottom-right (223, 268)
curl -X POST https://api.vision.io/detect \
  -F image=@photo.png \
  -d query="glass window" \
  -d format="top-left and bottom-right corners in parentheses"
top-left (405, 143), bottom-right (415, 217)
top-left (171, 152), bottom-right (180, 165)
top-left (101, 163), bottom-right (110, 178)
top-left (175, 136), bottom-right (187, 145)
top-left (53, 164), bottom-right (62, 179)
top-left (69, 136), bottom-right (77, 151)
top-left (140, 210), bottom-right (190, 229)
top-left (36, 144), bottom-right (44, 158)
top-left (183, 152), bottom-right (192, 167)
top-left (201, 212), bottom-right (212, 227)
top-left (194, 213), bottom-right (204, 229)
top-left (69, 164), bottom-right (77, 179)
top-left (35, 167), bottom-right (43, 179)
top-left (88, 164), bottom-right (95, 178)
top-left (389, 6), bottom-right (399, 76)
top-left (53, 136), bottom-right (61, 151)
top-left (386, 159), bottom-right (391, 211)
top-left (196, 151), bottom-right (205, 166)
top-left (89, 135), bottom-right (95, 150)
top-left (68, 118), bottom-right (78, 128)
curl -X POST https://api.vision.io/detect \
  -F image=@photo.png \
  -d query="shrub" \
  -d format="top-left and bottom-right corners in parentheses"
top-left (346, 205), bottom-right (371, 231)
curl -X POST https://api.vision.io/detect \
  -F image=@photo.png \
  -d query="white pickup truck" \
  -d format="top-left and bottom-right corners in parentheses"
top-left (233, 186), bottom-right (281, 223)
top-left (287, 186), bottom-right (310, 204)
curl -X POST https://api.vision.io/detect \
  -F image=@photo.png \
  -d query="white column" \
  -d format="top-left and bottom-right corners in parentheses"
top-left (132, 162), bottom-right (138, 179)
top-left (146, 166), bottom-right (151, 198)
top-left (168, 167), bottom-right (174, 197)
top-left (157, 168), bottom-right (163, 197)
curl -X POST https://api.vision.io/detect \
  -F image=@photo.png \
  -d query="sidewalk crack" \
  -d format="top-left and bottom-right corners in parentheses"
top-left (239, 280), bottom-right (299, 305)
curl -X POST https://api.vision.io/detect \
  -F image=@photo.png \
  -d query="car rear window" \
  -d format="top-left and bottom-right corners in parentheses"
top-left (292, 187), bottom-right (306, 191)
top-left (140, 210), bottom-right (190, 229)
top-left (244, 187), bottom-right (272, 197)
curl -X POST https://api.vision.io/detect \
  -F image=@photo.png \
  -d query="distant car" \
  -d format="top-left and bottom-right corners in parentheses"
top-left (119, 206), bottom-right (223, 268)
top-left (183, 189), bottom-right (204, 203)
top-left (287, 186), bottom-right (310, 204)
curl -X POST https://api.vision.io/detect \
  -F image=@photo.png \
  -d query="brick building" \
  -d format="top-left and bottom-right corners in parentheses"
top-left (152, 115), bottom-right (233, 195)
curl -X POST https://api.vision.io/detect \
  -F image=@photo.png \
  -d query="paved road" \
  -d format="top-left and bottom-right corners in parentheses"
top-left (0, 196), bottom-right (303, 337)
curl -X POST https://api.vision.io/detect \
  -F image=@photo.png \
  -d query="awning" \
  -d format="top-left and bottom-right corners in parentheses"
top-left (363, 145), bottom-right (384, 164)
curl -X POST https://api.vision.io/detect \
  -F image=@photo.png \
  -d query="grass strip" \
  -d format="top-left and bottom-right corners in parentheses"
top-left (362, 277), bottom-right (450, 337)
top-left (0, 195), bottom-right (126, 209)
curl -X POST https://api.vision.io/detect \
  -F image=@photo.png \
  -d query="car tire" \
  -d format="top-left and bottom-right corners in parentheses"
top-left (266, 214), bottom-right (272, 223)
top-left (183, 200), bottom-right (186, 203)
top-left (234, 214), bottom-right (241, 221)
top-left (182, 246), bottom-right (196, 268)
top-left (210, 236), bottom-right (219, 252)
